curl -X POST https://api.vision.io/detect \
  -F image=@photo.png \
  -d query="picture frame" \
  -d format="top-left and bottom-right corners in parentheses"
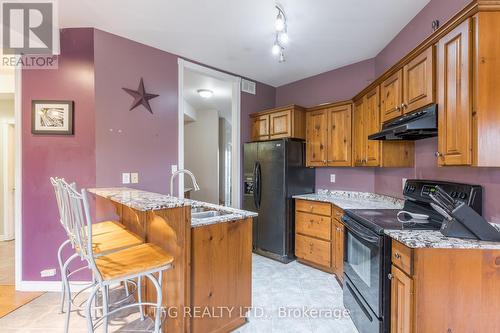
top-left (31, 100), bottom-right (74, 135)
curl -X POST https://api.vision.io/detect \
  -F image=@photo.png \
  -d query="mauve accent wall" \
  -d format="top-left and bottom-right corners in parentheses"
top-left (22, 28), bottom-right (96, 281)
top-left (275, 59), bottom-right (375, 108)
top-left (94, 29), bottom-right (178, 195)
top-left (275, 59), bottom-right (377, 192)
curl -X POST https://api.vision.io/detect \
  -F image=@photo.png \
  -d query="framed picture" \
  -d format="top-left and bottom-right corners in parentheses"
top-left (31, 100), bottom-right (74, 135)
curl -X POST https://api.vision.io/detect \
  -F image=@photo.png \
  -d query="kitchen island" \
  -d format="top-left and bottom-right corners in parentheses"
top-left (89, 188), bottom-right (257, 333)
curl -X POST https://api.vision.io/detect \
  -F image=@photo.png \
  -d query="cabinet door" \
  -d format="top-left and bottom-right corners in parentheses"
top-left (306, 110), bottom-right (328, 166)
top-left (437, 19), bottom-right (472, 166)
top-left (269, 110), bottom-right (292, 139)
top-left (353, 99), bottom-right (366, 166)
top-left (295, 234), bottom-right (331, 267)
top-left (381, 69), bottom-right (403, 122)
top-left (327, 104), bottom-right (352, 167)
top-left (365, 87), bottom-right (381, 166)
top-left (251, 115), bottom-right (269, 141)
top-left (332, 219), bottom-right (344, 283)
top-left (391, 265), bottom-right (414, 333)
top-left (404, 46), bottom-right (435, 114)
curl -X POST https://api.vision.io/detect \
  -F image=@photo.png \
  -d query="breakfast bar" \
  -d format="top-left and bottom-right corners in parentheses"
top-left (89, 188), bottom-right (257, 333)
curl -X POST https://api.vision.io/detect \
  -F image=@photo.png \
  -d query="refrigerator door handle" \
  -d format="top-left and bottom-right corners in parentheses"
top-left (253, 162), bottom-right (259, 209)
top-left (256, 161), bottom-right (262, 209)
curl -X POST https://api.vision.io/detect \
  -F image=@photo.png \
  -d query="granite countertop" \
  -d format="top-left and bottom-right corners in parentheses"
top-left (293, 189), bottom-right (404, 210)
top-left (88, 187), bottom-right (257, 228)
top-left (385, 224), bottom-right (500, 250)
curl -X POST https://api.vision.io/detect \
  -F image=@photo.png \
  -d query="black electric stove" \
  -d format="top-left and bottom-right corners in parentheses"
top-left (341, 179), bottom-right (483, 333)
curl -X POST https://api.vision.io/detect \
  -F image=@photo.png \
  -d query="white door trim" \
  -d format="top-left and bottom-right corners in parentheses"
top-left (177, 59), bottom-right (242, 208)
top-left (14, 66), bottom-right (22, 290)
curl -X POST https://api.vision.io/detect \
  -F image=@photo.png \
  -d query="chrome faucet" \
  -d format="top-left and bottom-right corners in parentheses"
top-left (170, 169), bottom-right (200, 197)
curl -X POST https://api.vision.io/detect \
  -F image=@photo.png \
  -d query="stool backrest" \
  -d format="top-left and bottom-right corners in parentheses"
top-left (61, 181), bottom-right (100, 278)
top-left (51, 178), bottom-right (78, 244)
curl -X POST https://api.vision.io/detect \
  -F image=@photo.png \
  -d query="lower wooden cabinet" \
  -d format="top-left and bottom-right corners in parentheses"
top-left (389, 240), bottom-right (500, 332)
top-left (390, 265), bottom-right (413, 333)
top-left (295, 199), bottom-right (344, 282)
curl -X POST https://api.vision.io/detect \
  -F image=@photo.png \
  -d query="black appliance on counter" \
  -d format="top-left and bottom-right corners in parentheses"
top-left (243, 139), bottom-right (315, 263)
top-left (368, 104), bottom-right (437, 140)
top-left (341, 179), bottom-right (483, 333)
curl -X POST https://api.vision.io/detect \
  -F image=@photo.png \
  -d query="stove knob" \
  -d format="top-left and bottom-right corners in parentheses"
top-left (459, 192), bottom-right (467, 200)
top-left (451, 191), bottom-right (458, 198)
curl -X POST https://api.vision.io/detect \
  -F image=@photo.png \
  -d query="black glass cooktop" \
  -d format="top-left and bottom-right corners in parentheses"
top-left (344, 209), bottom-right (443, 235)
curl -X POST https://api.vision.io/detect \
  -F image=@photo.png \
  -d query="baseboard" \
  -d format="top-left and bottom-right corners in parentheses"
top-left (17, 280), bottom-right (93, 292)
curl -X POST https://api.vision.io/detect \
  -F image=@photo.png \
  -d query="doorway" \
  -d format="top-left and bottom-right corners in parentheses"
top-left (178, 60), bottom-right (241, 207)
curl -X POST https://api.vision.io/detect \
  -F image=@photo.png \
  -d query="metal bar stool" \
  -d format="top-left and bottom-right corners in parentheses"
top-left (62, 181), bottom-right (173, 333)
top-left (51, 178), bottom-right (143, 332)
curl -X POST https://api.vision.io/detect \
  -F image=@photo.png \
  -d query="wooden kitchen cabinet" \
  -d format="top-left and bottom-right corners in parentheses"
top-left (390, 240), bottom-right (500, 332)
top-left (306, 102), bottom-right (352, 167)
top-left (251, 114), bottom-right (269, 141)
top-left (353, 87), bottom-right (414, 167)
top-left (390, 265), bottom-right (413, 333)
top-left (295, 199), bottom-right (345, 283)
top-left (403, 46), bottom-right (435, 114)
top-left (437, 19), bottom-right (472, 166)
top-left (250, 105), bottom-right (306, 141)
top-left (381, 70), bottom-right (404, 122)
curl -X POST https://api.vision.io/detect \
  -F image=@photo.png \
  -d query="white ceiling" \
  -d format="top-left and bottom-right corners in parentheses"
top-left (59, 0), bottom-right (430, 87)
top-left (183, 68), bottom-right (233, 122)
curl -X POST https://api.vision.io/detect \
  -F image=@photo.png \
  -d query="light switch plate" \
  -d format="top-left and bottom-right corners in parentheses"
top-left (122, 172), bottom-right (131, 184)
top-left (171, 165), bottom-right (178, 174)
top-left (330, 174), bottom-right (336, 183)
top-left (131, 172), bottom-right (139, 184)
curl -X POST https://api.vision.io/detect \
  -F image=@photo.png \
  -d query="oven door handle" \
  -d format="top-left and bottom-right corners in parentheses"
top-left (343, 217), bottom-right (380, 244)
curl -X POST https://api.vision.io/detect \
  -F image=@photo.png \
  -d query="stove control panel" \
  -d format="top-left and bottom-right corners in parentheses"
top-left (404, 179), bottom-right (483, 215)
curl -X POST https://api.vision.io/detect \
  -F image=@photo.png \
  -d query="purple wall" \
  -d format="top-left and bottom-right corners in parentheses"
top-left (275, 59), bottom-right (375, 108)
top-left (374, 0), bottom-right (470, 76)
top-left (94, 29), bottom-right (179, 194)
top-left (22, 28), bottom-right (96, 281)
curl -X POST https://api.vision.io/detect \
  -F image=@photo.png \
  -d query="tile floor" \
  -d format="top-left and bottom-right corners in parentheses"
top-left (0, 254), bottom-right (359, 332)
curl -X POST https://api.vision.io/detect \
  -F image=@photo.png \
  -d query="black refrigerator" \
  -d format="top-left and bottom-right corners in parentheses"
top-left (243, 138), bottom-right (315, 263)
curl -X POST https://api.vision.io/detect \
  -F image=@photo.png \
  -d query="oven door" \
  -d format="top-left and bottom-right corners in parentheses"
top-left (343, 215), bottom-right (383, 317)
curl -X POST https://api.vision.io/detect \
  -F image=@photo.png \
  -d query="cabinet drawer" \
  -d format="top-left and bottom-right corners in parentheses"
top-left (296, 200), bottom-right (331, 216)
top-left (392, 240), bottom-right (413, 276)
top-left (295, 234), bottom-right (331, 267)
top-left (296, 212), bottom-right (332, 241)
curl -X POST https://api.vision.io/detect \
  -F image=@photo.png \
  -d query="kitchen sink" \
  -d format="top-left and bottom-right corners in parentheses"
top-left (191, 210), bottom-right (230, 219)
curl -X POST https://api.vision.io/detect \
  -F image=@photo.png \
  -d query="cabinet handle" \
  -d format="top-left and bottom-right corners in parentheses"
top-left (394, 252), bottom-right (401, 259)
top-left (395, 106), bottom-right (400, 111)
top-left (435, 152), bottom-right (443, 158)
top-left (388, 273), bottom-right (393, 280)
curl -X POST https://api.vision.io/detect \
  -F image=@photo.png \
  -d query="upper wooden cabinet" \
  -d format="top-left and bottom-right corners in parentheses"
top-left (381, 70), bottom-right (404, 122)
top-left (437, 19), bottom-right (472, 166)
top-left (381, 46), bottom-right (436, 123)
top-left (354, 86), bottom-right (414, 167)
top-left (306, 102), bottom-right (352, 167)
top-left (403, 46), bottom-right (435, 114)
top-left (250, 105), bottom-right (306, 141)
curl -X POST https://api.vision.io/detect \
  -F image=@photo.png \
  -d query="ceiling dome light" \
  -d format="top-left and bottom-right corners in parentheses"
top-left (197, 89), bottom-right (213, 98)
top-left (278, 32), bottom-right (289, 45)
top-left (272, 43), bottom-right (281, 56)
top-left (275, 14), bottom-right (285, 32)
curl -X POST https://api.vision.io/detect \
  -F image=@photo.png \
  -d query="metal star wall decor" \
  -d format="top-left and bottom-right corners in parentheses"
top-left (122, 78), bottom-right (159, 114)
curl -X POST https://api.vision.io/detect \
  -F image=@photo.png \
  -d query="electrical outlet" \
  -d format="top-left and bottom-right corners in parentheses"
top-left (171, 165), bottom-right (178, 174)
top-left (40, 268), bottom-right (56, 278)
top-left (131, 172), bottom-right (139, 184)
top-left (330, 174), bottom-right (336, 183)
top-left (402, 178), bottom-right (408, 191)
top-left (122, 172), bottom-right (131, 184)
